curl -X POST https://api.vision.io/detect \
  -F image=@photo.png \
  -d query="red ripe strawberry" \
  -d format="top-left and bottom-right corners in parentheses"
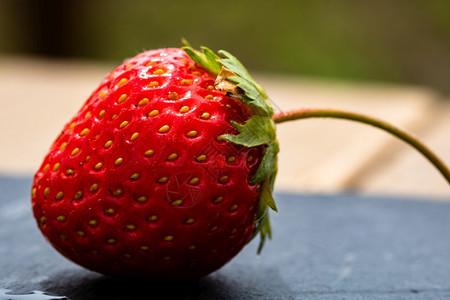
top-left (31, 46), bottom-right (278, 279)
top-left (32, 43), bottom-right (450, 281)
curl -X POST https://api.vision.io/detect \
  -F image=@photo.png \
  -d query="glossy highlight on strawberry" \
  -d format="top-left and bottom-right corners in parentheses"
top-left (31, 48), bottom-right (267, 279)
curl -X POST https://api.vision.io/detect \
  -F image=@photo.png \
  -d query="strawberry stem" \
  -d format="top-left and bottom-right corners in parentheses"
top-left (273, 108), bottom-right (450, 185)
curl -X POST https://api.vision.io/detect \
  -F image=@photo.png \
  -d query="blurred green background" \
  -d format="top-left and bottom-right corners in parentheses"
top-left (0, 0), bottom-right (449, 93)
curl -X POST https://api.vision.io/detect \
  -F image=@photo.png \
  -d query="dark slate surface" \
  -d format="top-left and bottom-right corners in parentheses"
top-left (1, 175), bottom-right (450, 299)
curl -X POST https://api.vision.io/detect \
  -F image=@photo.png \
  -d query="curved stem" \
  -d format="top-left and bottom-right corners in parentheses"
top-left (273, 108), bottom-right (450, 185)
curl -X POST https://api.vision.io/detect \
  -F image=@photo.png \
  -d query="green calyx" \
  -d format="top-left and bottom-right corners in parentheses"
top-left (182, 44), bottom-right (278, 254)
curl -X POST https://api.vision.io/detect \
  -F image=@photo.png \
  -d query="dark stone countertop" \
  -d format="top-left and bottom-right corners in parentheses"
top-left (1, 175), bottom-right (449, 299)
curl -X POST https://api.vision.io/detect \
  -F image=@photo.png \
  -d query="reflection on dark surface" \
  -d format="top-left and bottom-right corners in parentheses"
top-left (0, 289), bottom-right (67, 300)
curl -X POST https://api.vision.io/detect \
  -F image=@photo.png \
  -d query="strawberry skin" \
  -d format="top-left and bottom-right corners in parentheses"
top-left (31, 48), bottom-right (264, 279)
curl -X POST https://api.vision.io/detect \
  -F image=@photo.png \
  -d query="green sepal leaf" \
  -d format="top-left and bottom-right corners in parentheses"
top-left (254, 171), bottom-right (278, 225)
top-left (227, 75), bottom-right (273, 116)
top-left (261, 177), bottom-right (278, 213)
top-left (218, 50), bottom-right (266, 97)
top-left (251, 140), bottom-right (279, 184)
top-left (181, 46), bottom-right (221, 75)
top-left (181, 38), bottom-right (191, 47)
top-left (202, 47), bottom-right (221, 71)
top-left (221, 115), bottom-right (275, 148)
top-left (268, 157), bottom-right (278, 191)
top-left (252, 169), bottom-right (278, 254)
top-left (256, 212), bottom-right (272, 255)
top-left (217, 50), bottom-right (272, 116)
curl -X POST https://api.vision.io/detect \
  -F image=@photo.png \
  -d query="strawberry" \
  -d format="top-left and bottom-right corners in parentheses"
top-left (31, 46), bottom-right (278, 279)
top-left (31, 43), bottom-right (450, 281)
